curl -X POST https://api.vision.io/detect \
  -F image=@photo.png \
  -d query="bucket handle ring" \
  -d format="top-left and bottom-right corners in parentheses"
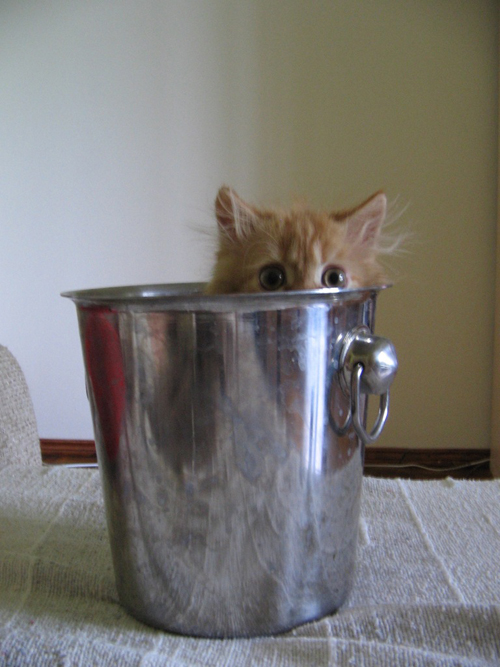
top-left (331, 326), bottom-right (398, 445)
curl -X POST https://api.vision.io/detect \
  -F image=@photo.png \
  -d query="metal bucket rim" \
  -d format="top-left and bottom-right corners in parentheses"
top-left (61, 282), bottom-right (391, 311)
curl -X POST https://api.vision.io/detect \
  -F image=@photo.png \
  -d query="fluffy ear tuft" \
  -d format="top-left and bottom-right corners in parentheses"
top-left (215, 186), bottom-right (259, 240)
top-left (344, 191), bottom-right (387, 251)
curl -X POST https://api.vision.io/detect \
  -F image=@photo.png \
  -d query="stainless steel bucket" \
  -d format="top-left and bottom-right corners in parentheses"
top-left (63, 283), bottom-right (397, 638)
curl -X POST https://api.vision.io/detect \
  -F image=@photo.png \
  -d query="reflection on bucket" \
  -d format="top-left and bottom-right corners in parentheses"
top-left (84, 307), bottom-right (125, 462)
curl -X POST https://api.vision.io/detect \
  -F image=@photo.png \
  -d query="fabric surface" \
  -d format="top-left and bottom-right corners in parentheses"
top-left (0, 345), bottom-right (41, 468)
top-left (1, 344), bottom-right (498, 665)
top-left (0, 465), bottom-right (498, 666)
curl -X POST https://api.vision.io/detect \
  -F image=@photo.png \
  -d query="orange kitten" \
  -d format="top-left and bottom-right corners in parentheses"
top-left (205, 186), bottom-right (389, 294)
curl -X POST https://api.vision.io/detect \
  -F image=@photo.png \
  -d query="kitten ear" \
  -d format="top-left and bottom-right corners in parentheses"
top-left (215, 186), bottom-right (258, 240)
top-left (342, 192), bottom-right (386, 252)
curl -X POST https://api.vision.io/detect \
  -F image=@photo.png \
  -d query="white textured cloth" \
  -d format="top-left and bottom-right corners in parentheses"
top-left (0, 465), bottom-right (498, 666)
top-left (0, 345), bottom-right (41, 468)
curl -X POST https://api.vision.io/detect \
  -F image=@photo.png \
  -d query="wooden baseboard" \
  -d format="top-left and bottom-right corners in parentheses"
top-left (40, 439), bottom-right (97, 465)
top-left (40, 439), bottom-right (492, 479)
top-left (364, 447), bottom-right (491, 479)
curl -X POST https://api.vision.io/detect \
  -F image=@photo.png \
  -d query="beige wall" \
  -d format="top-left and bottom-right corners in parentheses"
top-left (251, 1), bottom-right (499, 451)
top-left (491, 9), bottom-right (500, 477)
top-left (0, 1), bottom-right (497, 447)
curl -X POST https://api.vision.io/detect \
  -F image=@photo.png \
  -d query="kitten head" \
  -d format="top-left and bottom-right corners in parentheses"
top-left (205, 186), bottom-right (389, 294)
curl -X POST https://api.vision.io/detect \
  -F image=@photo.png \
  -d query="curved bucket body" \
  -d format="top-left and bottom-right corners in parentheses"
top-left (64, 283), bottom-right (389, 638)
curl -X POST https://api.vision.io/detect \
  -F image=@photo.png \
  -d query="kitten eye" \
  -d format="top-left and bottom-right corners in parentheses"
top-left (259, 265), bottom-right (286, 291)
top-left (322, 267), bottom-right (347, 288)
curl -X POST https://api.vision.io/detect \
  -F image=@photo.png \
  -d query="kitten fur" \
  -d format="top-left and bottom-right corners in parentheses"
top-left (205, 186), bottom-right (390, 294)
